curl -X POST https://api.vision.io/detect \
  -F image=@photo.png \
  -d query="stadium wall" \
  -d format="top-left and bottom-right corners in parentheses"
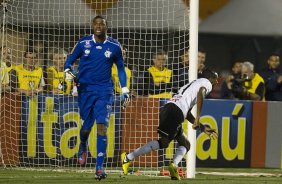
top-left (0, 95), bottom-right (281, 169)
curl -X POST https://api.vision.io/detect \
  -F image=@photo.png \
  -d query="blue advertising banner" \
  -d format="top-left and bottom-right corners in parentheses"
top-left (196, 99), bottom-right (252, 167)
top-left (20, 94), bottom-right (122, 166)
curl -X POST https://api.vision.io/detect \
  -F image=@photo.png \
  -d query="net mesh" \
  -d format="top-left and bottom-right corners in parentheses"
top-left (0, 0), bottom-right (189, 175)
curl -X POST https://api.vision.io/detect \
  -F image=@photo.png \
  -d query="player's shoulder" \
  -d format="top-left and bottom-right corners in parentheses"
top-left (196, 78), bottom-right (212, 91)
top-left (78, 35), bottom-right (93, 44)
top-left (106, 36), bottom-right (121, 48)
top-left (197, 77), bottom-right (210, 84)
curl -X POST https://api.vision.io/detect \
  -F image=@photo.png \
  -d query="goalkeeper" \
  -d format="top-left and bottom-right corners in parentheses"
top-left (64, 15), bottom-right (130, 180)
top-left (121, 69), bottom-right (218, 180)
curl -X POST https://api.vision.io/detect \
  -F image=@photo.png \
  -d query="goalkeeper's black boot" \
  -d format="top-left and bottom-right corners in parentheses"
top-left (95, 167), bottom-right (107, 181)
top-left (77, 143), bottom-right (86, 166)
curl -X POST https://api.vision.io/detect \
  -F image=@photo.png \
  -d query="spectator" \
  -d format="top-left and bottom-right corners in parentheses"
top-left (144, 49), bottom-right (174, 98)
top-left (11, 49), bottom-right (45, 97)
top-left (198, 48), bottom-right (206, 74)
top-left (260, 53), bottom-right (282, 101)
top-left (0, 46), bottom-right (11, 93)
top-left (178, 49), bottom-right (207, 88)
top-left (112, 46), bottom-right (132, 95)
top-left (220, 61), bottom-right (242, 99)
top-left (178, 49), bottom-right (189, 88)
top-left (47, 48), bottom-right (72, 95)
top-left (231, 61), bottom-right (264, 101)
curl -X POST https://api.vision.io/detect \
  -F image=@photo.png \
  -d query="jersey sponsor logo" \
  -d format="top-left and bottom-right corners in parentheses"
top-left (23, 75), bottom-right (40, 79)
top-left (84, 49), bottom-right (90, 56)
top-left (104, 50), bottom-right (112, 58)
top-left (84, 40), bottom-right (91, 48)
top-left (96, 46), bottom-right (102, 49)
top-left (169, 94), bottom-right (182, 102)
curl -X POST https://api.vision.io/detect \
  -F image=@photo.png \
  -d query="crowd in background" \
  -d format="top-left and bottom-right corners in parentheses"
top-left (1, 45), bottom-right (281, 102)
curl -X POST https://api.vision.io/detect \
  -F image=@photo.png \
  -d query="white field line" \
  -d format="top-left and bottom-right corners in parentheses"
top-left (198, 172), bottom-right (282, 177)
top-left (2, 168), bottom-right (281, 178)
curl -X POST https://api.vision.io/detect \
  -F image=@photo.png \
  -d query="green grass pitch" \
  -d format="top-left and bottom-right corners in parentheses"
top-left (0, 168), bottom-right (281, 184)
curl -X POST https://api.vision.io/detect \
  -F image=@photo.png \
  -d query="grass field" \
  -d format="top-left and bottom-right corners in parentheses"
top-left (0, 168), bottom-right (281, 184)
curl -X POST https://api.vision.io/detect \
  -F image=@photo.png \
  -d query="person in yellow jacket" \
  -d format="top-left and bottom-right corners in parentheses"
top-left (233, 61), bottom-right (265, 101)
top-left (0, 46), bottom-right (11, 92)
top-left (47, 48), bottom-right (72, 95)
top-left (144, 49), bottom-right (174, 98)
top-left (11, 49), bottom-right (45, 97)
top-left (112, 47), bottom-right (132, 94)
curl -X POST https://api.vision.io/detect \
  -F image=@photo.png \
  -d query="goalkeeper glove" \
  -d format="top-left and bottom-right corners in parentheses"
top-left (64, 68), bottom-right (76, 82)
top-left (121, 87), bottom-right (130, 109)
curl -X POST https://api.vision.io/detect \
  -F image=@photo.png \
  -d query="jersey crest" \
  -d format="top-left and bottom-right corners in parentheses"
top-left (29, 81), bottom-right (35, 89)
top-left (104, 50), bottom-right (112, 58)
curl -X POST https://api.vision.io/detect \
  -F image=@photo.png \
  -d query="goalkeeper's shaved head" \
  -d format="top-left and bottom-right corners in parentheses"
top-left (92, 15), bottom-right (108, 40)
top-left (92, 15), bottom-right (108, 26)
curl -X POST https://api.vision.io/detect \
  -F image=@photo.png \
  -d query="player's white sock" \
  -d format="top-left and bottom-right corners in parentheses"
top-left (127, 140), bottom-right (160, 161)
top-left (173, 146), bottom-right (187, 166)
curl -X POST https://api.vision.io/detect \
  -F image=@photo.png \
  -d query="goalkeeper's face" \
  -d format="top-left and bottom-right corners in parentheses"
top-left (92, 18), bottom-right (107, 37)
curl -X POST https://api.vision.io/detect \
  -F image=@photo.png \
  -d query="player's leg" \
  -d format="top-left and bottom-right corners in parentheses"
top-left (122, 104), bottom-right (177, 175)
top-left (157, 103), bottom-right (184, 180)
top-left (121, 136), bottom-right (170, 175)
top-left (77, 92), bottom-right (95, 166)
top-left (173, 130), bottom-right (190, 166)
top-left (94, 93), bottom-right (113, 180)
top-left (168, 129), bottom-right (190, 180)
top-left (95, 124), bottom-right (108, 180)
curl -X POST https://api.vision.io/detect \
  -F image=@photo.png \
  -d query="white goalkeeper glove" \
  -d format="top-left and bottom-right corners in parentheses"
top-left (121, 87), bottom-right (130, 109)
top-left (64, 68), bottom-right (76, 82)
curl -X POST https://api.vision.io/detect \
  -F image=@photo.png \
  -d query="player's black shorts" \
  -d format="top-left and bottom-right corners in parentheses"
top-left (157, 103), bottom-right (185, 140)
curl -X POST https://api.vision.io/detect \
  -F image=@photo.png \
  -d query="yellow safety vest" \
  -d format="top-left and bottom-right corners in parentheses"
top-left (244, 73), bottom-right (265, 99)
top-left (6, 64), bottom-right (15, 73)
top-left (0, 61), bottom-right (9, 85)
top-left (47, 66), bottom-right (72, 94)
top-left (111, 64), bottom-right (131, 94)
top-left (148, 66), bottom-right (172, 98)
top-left (15, 64), bottom-right (43, 90)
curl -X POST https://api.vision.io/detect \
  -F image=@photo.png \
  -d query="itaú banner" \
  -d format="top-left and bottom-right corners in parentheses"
top-left (18, 95), bottom-right (253, 167)
top-left (159, 99), bottom-right (252, 168)
top-left (19, 94), bottom-right (122, 166)
top-left (196, 100), bottom-right (252, 167)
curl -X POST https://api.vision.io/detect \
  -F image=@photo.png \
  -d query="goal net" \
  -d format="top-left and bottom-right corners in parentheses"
top-left (0, 0), bottom-right (190, 176)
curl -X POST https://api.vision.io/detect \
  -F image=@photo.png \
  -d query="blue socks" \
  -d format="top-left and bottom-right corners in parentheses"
top-left (96, 134), bottom-right (107, 170)
top-left (79, 130), bottom-right (89, 148)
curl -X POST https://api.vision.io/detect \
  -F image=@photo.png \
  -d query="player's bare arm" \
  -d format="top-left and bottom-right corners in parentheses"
top-left (192, 86), bottom-right (206, 128)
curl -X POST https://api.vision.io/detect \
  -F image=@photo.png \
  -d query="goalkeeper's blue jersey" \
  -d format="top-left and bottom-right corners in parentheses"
top-left (64, 35), bottom-right (127, 92)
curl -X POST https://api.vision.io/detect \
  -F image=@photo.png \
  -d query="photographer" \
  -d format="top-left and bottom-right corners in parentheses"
top-left (231, 61), bottom-right (265, 101)
top-left (220, 61), bottom-right (242, 99)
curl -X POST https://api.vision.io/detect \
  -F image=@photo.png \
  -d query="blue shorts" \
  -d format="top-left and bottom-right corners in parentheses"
top-left (78, 91), bottom-right (114, 130)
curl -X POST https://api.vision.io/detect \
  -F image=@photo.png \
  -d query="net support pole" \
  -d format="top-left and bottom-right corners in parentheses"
top-left (186, 0), bottom-right (199, 179)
